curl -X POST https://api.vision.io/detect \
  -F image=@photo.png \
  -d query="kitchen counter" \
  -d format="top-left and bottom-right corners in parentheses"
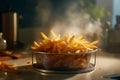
top-left (0, 51), bottom-right (120, 80)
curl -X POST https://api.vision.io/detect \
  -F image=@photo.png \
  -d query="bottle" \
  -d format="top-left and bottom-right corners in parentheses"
top-left (0, 33), bottom-right (7, 50)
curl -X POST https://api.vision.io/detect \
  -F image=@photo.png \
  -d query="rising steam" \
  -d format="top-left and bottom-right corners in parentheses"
top-left (35, 0), bottom-right (103, 42)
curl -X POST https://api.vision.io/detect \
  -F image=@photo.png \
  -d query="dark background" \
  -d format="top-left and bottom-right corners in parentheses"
top-left (0, 0), bottom-right (95, 30)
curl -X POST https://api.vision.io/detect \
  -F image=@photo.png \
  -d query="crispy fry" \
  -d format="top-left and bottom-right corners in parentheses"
top-left (69, 35), bottom-right (75, 43)
top-left (31, 31), bottom-right (98, 53)
top-left (33, 41), bottom-right (40, 47)
top-left (40, 32), bottom-right (48, 40)
top-left (50, 30), bottom-right (61, 41)
top-left (32, 31), bottom-right (98, 70)
top-left (50, 30), bottom-right (57, 39)
top-left (91, 40), bottom-right (99, 45)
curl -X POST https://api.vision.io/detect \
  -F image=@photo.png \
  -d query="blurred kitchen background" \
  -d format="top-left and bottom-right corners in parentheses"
top-left (0, 0), bottom-right (120, 53)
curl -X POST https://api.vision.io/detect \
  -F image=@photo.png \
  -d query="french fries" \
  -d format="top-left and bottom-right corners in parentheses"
top-left (31, 31), bottom-right (98, 53)
top-left (0, 61), bottom-right (16, 73)
top-left (32, 31), bottom-right (98, 69)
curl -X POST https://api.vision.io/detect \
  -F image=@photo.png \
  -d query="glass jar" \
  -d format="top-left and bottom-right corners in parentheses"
top-left (0, 33), bottom-right (7, 50)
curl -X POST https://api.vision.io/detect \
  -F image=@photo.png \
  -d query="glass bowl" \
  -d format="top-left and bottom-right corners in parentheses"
top-left (32, 50), bottom-right (97, 71)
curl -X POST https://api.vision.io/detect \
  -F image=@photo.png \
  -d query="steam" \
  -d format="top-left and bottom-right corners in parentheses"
top-left (35, 0), bottom-right (103, 42)
top-left (50, 2), bottom-right (103, 41)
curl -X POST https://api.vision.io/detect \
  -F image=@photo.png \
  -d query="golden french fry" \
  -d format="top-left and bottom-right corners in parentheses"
top-left (69, 35), bottom-right (75, 43)
top-left (50, 30), bottom-right (57, 38)
top-left (91, 40), bottom-right (99, 45)
top-left (56, 34), bottom-right (61, 40)
top-left (40, 32), bottom-right (48, 40)
top-left (78, 35), bottom-right (83, 40)
top-left (33, 41), bottom-right (40, 47)
top-left (32, 31), bottom-right (98, 53)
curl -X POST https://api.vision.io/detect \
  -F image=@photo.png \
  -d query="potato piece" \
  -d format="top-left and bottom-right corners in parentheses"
top-left (32, 31), bottom-right (98, 53)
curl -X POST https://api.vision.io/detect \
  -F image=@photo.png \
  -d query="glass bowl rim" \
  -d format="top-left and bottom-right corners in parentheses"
top-left (32, 49), bottom-right (98, 55)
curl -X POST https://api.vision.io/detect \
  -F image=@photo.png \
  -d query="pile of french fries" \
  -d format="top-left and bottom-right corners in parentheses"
top-left (31, 31), bottom-right (98, 53)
